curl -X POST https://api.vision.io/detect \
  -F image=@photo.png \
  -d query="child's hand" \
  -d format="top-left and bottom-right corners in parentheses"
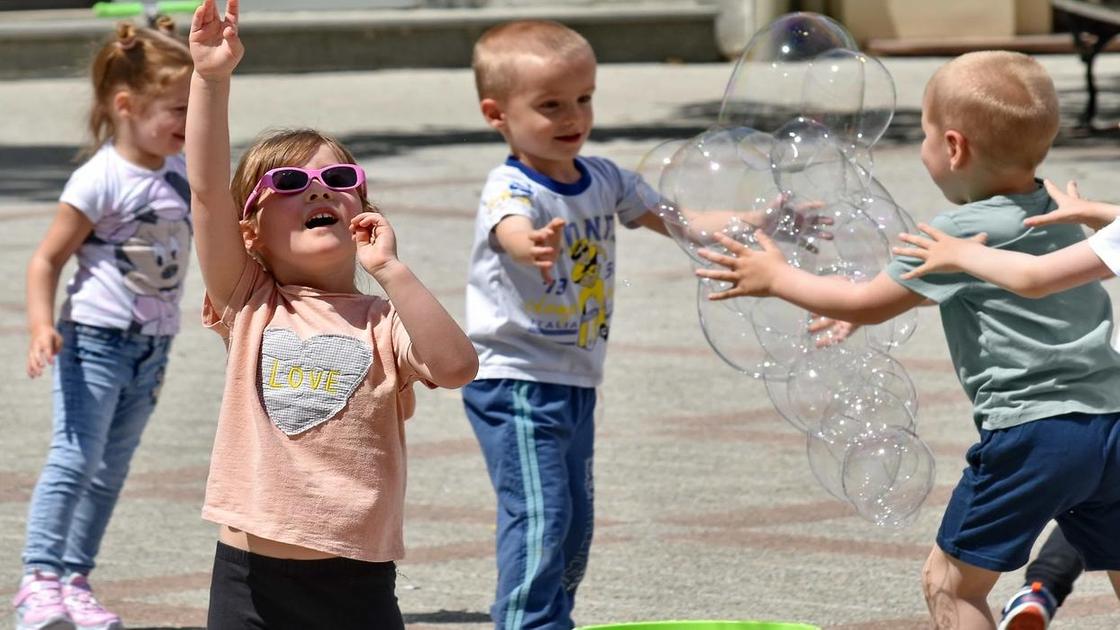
top-left (808, 315), bottom-right (859, 348)
top-left (750, 196), bottom-right (833, 254)
top-left (26, 324), bottom-right (61, 379)
top-left (351, 211), bottom-right (399, 278)
top-left (189, 0), bottom-right (243, 81)
top-left (694, 231), bottom-right (788, 299)
top-left (892, 223), bottom-right (987, 280)
top-left (1029, 179), bottom-right (1119, 231)
top-left (528, 217), bottom-right (566, 283)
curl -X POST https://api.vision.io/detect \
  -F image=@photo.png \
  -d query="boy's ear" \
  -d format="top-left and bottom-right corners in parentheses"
top-left (945, 129), bottom-right (968, 170)
top-left (480, 98), bottom-right (506, 131)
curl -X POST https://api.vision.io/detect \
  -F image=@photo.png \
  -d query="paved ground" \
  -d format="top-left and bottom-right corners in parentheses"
top-left (3, 55), bottom-right (1120, 629)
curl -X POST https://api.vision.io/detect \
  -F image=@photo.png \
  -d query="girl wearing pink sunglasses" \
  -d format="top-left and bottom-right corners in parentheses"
top-left (186, 1), bottom-right (478, 627)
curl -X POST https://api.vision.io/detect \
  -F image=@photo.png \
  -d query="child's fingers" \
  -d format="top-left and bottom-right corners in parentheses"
top-left (694, 267), bottom-right (739, 283)
top-left (704, 287), bottom-right (744, 301)
top-left (226, 0), bottom-right (239, 24)
top-left (807, 317), bottom-right (835, 333)
top-left (896, 232), bottom-right (932, 248)
top-left (710, 231), bottom-right (748, 254)
top-left (695, 248), bottom-right (737, 268)
top-left (1024, 211), bottom-right (1070, 228)
top-left (1043, 178), bottom-right (1064, 201)
top-left (914, 222), bottom-right (946, 239)
top-left (191, 2), bottom-right (207, 31)
top-left (899, 263), bottom-right (932, 280)
top-left (1067, 180), bottom-right (1081, 199)
top-left (891, 246), bottom-right (929, 260)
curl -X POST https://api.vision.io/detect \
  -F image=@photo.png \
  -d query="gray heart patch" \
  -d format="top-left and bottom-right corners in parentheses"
top-left (258, 328), bottom-right (373, 435)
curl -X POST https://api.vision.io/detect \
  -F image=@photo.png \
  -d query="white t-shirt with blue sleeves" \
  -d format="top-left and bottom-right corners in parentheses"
top-left (59, 144), bottom-right (192, 336)
top-left (465, 156), bottom-right (654, 388)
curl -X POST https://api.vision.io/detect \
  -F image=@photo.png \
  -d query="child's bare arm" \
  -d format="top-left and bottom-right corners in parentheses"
top-left (893, 222), bottom-right (1111, 298)
top-left (695, 232), bottom-right (925, 325)
top-left (1027, 180), bottom-right (1120, 231)
top-left (25, 204), bottom-right (93, 378)
top-left (186, 0), bottom-right (247, 312)
top-left (493, 215), bottom-right (567, 282)
top-left (352, 212), bottom-right (478, 387)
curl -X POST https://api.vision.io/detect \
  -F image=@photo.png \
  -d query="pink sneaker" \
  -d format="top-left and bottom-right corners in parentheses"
top-left (11, 570), bottom-right (74, 630)
top-left (60, 575), bottom-right (121, 630)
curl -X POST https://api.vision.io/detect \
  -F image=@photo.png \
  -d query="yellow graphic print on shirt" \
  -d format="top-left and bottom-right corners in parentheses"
top-left (569, 238), bottom-right (608, 349)
top-left (521, 215), bottom-right (616, 352)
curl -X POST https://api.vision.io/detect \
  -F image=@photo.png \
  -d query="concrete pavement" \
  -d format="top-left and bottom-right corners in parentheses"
top-left (4, 55), bottom-right (1120, 629)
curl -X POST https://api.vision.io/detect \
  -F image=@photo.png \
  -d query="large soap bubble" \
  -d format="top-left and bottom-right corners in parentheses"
top-left (807, 386), bottom-right (916, 499)
top-left (719, 12), bottom-right (857, 132)
top-left (842, 425), bottom-right (936, 527)
top-left (801, 48), bottom-right (896, 170)
top-left (659, 11), bottom-right (933, 526)
top-left (696, 278), bottom-right (791, 379)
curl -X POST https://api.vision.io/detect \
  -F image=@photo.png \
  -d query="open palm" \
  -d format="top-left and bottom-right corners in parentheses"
top-left (189, 0), bottom-right (243, 80)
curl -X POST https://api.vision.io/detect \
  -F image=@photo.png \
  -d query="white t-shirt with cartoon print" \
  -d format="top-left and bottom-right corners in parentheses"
top-left (465, 156), bottom-right (654, 388)
top-left (59, 144), bottom-right (192, 336)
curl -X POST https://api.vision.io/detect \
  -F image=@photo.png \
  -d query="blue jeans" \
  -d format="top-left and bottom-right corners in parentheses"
top-left (463, 379), bottom-right (596, 630)
top-left (22, 321), bottom-right (172, 576)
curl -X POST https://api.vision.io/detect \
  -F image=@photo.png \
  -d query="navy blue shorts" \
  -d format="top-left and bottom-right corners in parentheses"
top-left (937, 412), bottom-right (1120, 572)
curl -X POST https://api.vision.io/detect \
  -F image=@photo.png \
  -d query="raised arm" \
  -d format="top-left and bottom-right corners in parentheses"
top-left (893, 223), bottom-right (1111, 299)
top-left (695, 232), bottom-right (925, 325)
top-left (186, 0), bottom-right (247, 312)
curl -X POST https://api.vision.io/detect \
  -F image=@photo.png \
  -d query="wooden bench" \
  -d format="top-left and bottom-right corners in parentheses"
top-left (1053, 0), bottom-right (1120, 127)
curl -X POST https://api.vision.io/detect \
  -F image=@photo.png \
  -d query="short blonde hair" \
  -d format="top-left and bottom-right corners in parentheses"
top-left (925, 51), bottom-right (1059, 171)
top-left (472, 20), bottom-right (594, 100)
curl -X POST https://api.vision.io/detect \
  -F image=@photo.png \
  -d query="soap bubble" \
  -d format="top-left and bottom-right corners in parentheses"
top-left (719, 12), bottom-right (858, 132)
top-left (842, 425), bottom-right (936, 527)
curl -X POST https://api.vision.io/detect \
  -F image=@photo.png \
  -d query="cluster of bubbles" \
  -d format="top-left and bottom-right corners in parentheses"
top-left (636, 13), bottom-right (935, 527)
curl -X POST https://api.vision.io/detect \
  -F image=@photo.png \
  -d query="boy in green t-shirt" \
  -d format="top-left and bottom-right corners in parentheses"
top-left (696, 51), bottom-right (1120, 629)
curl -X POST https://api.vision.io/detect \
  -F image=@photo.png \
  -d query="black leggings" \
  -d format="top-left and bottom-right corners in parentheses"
top-left (207, 542), bottom-right (405, 630)
top-left (1025, 526), bottom-right (1085, 607)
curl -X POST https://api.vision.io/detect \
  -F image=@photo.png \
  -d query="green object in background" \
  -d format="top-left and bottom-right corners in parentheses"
top-left (92, 1), bottom-right (202, 18)
top-left (578, 622), bottom-right (820, 630)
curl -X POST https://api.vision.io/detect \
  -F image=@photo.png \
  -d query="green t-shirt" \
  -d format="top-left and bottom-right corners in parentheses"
top-left (886, 183), bottom-right (1120, 431)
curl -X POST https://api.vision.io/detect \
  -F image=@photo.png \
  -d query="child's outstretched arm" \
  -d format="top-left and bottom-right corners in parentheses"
top-left (1027, 180), bottom-right (1120, 231)
top-left (351, 212), bottom-right (478, 388)
top-left (493, 216), bottom-right (567, 283)
top-left (185, 0), bottom-right (246, 313)
top-left (695, 232), bottom-right (925, 325)
top-left (893, 223), bottom-right (1112, 298)
top-left (25, 205), bottom-right (94, 378)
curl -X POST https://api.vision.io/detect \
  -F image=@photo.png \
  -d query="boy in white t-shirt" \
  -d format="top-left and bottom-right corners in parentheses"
top-left (462, 20), bottom-right (672, 630)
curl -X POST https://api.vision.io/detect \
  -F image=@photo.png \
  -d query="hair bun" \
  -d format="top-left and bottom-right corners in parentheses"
top-left (152, 15), bottom-right (176, 36)
top-left (115, 22), bottom-right (138, 50)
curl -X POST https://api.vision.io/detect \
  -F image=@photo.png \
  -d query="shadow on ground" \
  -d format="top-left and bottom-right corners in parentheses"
top-left (5, 86), bottom-right (1120, 206)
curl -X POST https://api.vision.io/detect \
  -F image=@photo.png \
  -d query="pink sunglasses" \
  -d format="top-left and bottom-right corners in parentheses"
top-left (242, 164), bottom-right (366, 219)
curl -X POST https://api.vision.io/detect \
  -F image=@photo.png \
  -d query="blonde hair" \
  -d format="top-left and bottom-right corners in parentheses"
top-left (472, 20), bottom-right (594, 100)
top-left (83, 20), bottom-right (192, 158)
top-left (925, 51), bottom-right (1059, 171)
top-left (233, 128), bottom-right (374, 222)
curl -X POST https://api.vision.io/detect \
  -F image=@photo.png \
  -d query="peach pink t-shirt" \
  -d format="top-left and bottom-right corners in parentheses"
top-left (201, 261), bottom-right (432, 562)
